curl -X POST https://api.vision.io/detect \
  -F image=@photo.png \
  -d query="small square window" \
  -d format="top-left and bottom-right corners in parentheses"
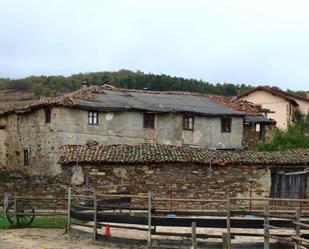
top-left (221, 118), bottom-right (232, 133)
top-left (143, 113), bottom-right (155, 129)
top-left (183, 114), bottom-right (194, 131)
top-left (45, 109), bottom-right (51, 123)
top-left (88, 111), bottom-right (99, 125)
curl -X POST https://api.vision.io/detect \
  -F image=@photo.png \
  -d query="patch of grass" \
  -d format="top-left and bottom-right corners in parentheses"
top-left (0, 215), bottom-right (67, 229)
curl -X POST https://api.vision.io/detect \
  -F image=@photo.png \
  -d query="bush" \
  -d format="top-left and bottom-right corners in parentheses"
top-left (257, 112), bottom-right (309, 151)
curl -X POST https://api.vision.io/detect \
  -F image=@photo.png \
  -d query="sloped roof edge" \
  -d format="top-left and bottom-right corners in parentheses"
top-left (59, 143), bottom-right (309, 166)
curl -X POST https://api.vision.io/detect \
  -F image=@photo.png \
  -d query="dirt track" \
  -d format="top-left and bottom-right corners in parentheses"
top-left (0, 228), bottom-right (284, 249)
top-left (0, 229), bottom-right (111, 249)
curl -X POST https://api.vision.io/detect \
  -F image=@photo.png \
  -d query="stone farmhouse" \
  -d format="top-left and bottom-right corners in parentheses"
top-left (0, 85), bottom-right (272, 175)
top-left (236, 86), bottom-right (309, 130)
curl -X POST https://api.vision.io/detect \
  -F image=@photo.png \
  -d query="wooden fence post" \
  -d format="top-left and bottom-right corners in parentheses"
top-left (264, 206), bottom-right (270, 249)
top-left (93, 189), bottom-right (98, 241)
top-left (3, 192), bottom-right (8, 212)
top-left (66, 187), bottom-right (72, 233)
top-left (295, 208), bottom-right (301, 249)
top-left (147, 191), bottom-right (152, 248)
top-left (13, 192), bottom-right (17, 225)
top-left (222, 232), bottom-right (229, 249)
top-left (192, 222), bottom-right (197, 249)
top-left (226, 192), bottom-right (231, 249)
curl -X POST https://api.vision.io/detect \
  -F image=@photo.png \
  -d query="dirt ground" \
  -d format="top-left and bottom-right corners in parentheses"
top-left (0, 227), bottom-right (286, 249)
top-left (0, 229), bottom-right (114, 249)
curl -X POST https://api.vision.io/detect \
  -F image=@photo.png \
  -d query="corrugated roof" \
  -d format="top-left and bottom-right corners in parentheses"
top-left (59, 143), bottom-right (309, 166)
top-left (0, 85), bottom-right (245, 117)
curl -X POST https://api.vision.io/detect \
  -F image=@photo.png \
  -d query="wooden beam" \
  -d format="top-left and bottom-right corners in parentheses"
top-left (191, 222), bottom-right (197, 249)
top-left (264, 206), bottom-right (270, 249)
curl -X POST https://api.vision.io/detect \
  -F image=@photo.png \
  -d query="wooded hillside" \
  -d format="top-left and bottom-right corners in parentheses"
top-left (0, 69), bottom-right (306, 100)
top-left (0, 70), bottom-right (252, 97)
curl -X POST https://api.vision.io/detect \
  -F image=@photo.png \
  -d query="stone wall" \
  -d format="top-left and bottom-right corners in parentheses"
top-left (243, 123), bottom-right (274, 150)
top-left (0, 172), bottom-right (70, 209)
top-left (67, 163), bottom-right (271, 209)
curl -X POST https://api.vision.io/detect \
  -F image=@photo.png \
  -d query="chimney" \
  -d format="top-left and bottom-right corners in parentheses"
top-left (81, 80), bottom-right (89, 89)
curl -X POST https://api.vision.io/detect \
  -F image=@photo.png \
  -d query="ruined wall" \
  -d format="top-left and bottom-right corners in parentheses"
top-left (0, 109), bottom-right (60, 174)
top-left (66, 163), bottom-right (271, 208)
top-left (243, 124), bottom-right (261, 149)
top-left (0, 127), bottom-right (7, 170)
top-left (0, 106), bottom-right (243, 174)
top-left (243, 123), bottom-right (275, 150)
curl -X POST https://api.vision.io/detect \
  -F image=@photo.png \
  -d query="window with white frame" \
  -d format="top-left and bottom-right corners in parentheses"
top-left (88, 111), bottom-right (99, 125)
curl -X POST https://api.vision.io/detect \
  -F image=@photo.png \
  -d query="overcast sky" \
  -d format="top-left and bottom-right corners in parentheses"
top-left (0, 0), bottom-right (308, 90)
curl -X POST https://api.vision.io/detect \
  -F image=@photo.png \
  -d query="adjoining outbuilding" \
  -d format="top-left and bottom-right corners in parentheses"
top-left (59, 143), bottom-right (309, 203)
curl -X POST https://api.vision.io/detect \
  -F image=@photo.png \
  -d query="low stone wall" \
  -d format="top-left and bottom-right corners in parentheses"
top-left (0, 163), bottom-right (271, 210)
top-left (68, 163), bottom-right (271, 209)
top-left (0, 172), bottom-right (70, 209)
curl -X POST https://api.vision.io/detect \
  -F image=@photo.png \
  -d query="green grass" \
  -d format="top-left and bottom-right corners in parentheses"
top-left (0, 215), bottom-right (67, 229)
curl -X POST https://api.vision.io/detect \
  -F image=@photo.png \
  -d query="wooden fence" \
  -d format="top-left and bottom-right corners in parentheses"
top-left (3, 188), bottom-right (309, 248)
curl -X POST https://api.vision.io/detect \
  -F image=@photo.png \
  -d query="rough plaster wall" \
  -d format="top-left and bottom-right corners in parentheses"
top-left (181, 116), bottom-right (243, 149)
top-left (238, 90), bottom-right (290, 129)
top-left (295, 99), bottom-right (309, 115)
top-left (56, 107), bottom-right (243, 149)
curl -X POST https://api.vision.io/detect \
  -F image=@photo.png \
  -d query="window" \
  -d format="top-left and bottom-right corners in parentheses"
top-left (221, 117), bottom-right (232, 133)
top-left (23, 148), bottom-right (29, 166)
top-left (45, 109), bottom-right (51, 123)
top-left (88, 111), bottom-right (99, 125)
top-left (183, 114), bottom-right (194, 131)
top-left (143, 113), bottom-right (155, 129)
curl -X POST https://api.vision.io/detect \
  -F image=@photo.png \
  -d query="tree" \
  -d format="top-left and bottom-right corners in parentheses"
top-left (257, 112), bottom-right (309, 151)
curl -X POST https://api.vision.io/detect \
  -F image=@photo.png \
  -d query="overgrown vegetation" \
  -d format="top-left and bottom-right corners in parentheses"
top-left (257, 111), bottom-right (309, 151)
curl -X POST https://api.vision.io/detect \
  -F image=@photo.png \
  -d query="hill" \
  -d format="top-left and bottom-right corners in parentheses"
top-left (0, 70), bottom-right (306, 110)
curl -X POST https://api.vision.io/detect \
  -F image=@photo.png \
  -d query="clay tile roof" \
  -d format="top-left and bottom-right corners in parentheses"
top-left (207, 95), bottom-right (274, 124)
top-left (207, 95), bottom-right (261, 116)
top-left (59, 143), bottom-right (309, 166)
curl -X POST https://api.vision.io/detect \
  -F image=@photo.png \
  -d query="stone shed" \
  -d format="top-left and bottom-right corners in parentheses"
top-left (59, 143), bottom-right (309, 201)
